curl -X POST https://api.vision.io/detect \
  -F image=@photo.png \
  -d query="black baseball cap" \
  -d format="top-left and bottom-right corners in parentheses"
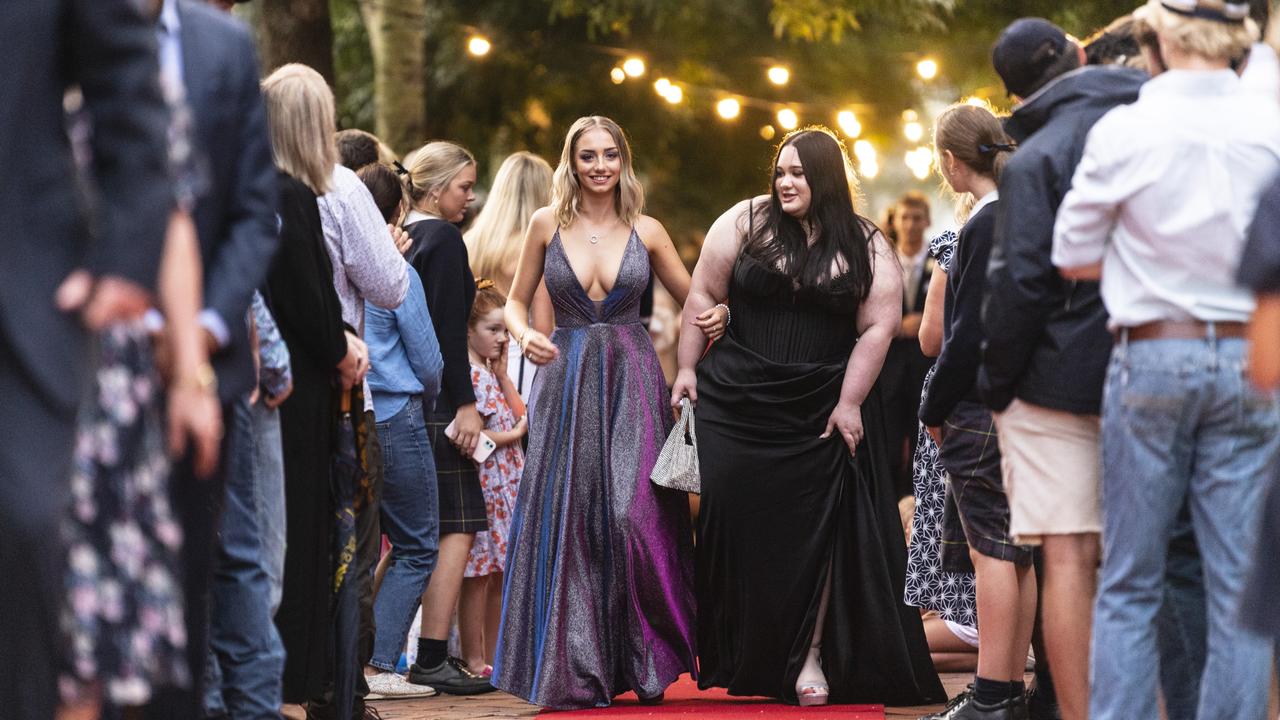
top-left (992, 18), bottom-right (1072, 98)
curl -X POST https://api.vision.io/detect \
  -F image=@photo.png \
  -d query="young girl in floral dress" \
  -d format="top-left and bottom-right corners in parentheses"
top-left (459, 280), bottom-right (527, 677)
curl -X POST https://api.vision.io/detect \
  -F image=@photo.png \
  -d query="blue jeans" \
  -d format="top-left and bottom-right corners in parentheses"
top-left (1090, 336), bottom-right (1278, 720)
top-left (204, 396), bottom-right (286, 719)
top-left (1156, 502), bottom-right (1206, 720)
top-left (252, 401), bottom-right (287, 615)
top-left (370, 397), bottom-right (440, 671)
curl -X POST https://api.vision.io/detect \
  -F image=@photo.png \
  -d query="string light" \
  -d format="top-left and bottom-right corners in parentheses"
top-left (760, 125), bottom-right (777, 141)
top-left (716, 98), bottom-right (741, 120)
top-left (916, 58), bottom-right (939, 81)
top-left (663, 84), bottom-right (684, 104)
top-left (623, 57), bottom-right (646, 77)
top-left (853, 139), bottom-right (879, 178)
top-left (904, 120), bottom-right (924, 143)
top-left (905, 146), bottom-right (933, 180)
top-left (776, 107), bottom-right (798, 131)
top-left (836, 110), bottom-right (861, 138)
top-left (610, 67), bottom-right (626, 84)
top-left (467, 35), bottom-right (492, 57)
top-left (767, 66), bottom-right (791, 86)
top-left (653, 77), bottom-right (672, 96)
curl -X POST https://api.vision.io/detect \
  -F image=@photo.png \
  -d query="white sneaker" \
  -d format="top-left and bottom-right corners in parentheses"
top-left (366, 671), bottom-right (439, 700)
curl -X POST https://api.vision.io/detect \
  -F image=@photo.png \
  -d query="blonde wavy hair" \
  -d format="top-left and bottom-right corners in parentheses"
top-left (464, 151), bottom-right (553, 284)
top-left (551, 116), bottom-right (644, 227)
top-left (1135, 0), bottom-right (1259, 62)
top-left (401, 141), bottom-right (476, 208)
top-left (261, 64), bottom-right (337, 195)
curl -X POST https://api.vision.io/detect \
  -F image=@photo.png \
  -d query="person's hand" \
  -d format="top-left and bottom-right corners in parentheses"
top-left (167, 378), bottom-right (223, 479)
top-left (820, 401), bottom-right (864, 455)
top-left (513, 415), bottom-right (528, 439)
top-left (493, 339), bottom-right (510, 377)
top-left (57, 271), bottom-right (152, 331)
top-left (264, 378), bottom-right (294, 409)
top-left (900, 312), bottom-right (923, 339)
top-left (338, 332), bottom-right (369, 390)
top-left (519, 329), bottom-right (559, 366)
top-left (926, 425), bottom-right (943, 448)
top-left (450, 403), bottom-right (484, 456)
top-left (692, 304), bottom-right (728, 341)
top-left (670, 368), bottom-right (698, 409)
top-left (390, 224), bottom-right (412, 255)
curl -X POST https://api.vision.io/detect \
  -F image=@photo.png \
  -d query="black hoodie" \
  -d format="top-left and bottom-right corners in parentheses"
top-left (979, 65), bottom-right (1146, 415)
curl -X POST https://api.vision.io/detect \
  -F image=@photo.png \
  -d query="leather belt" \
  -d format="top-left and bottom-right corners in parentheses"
top-left (1117, 319), bottom-right (1247, 342)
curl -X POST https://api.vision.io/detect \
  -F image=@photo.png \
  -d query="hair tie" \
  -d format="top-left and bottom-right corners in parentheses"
top-left (393, 160), bottom-right (414, 190)
top-left (475, 277), bottom-right (496, 291)
top-left (978, 142), bottom-right (1017, 154)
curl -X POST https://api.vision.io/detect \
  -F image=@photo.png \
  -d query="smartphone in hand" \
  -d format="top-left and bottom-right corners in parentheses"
top-left (444, 420), bottom-right (498, 464)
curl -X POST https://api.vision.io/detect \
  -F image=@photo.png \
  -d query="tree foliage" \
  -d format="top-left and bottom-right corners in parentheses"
top-left (318, 0), bottom-right (1143, 248)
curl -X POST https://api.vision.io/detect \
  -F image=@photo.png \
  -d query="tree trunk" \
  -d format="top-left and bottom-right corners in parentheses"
top-left (360, 0), bottom-right (427, 155)
top-left (257, 0), bottom-right (336, 84)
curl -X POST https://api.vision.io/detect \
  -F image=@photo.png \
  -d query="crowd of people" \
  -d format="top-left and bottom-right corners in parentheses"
top-left (4, 1), bottom-right (1280, 720)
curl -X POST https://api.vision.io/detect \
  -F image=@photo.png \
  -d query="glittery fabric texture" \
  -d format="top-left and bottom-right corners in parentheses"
top-left (492, 229), bottom-right (697, 709)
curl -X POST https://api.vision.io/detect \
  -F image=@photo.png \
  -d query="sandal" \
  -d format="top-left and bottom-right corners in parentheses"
top-left (795, 647), bottom-right (829, 706)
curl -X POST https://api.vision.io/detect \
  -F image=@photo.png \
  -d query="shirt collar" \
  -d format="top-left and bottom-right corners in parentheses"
top-left (1141, 69), bottom-right (1241, 99)
top-left (158, 0), bottom-right (180, 35)
top-left (971, 190), bottom-right (999, 218)
top-left (405, 209), bottom-right (433, 225)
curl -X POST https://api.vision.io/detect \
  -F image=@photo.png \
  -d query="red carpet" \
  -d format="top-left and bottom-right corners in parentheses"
top-left (538, 675), bottom-right (884, 718)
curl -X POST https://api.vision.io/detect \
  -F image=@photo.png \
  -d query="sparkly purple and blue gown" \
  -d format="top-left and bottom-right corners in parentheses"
top-left (492, 228), bottom-right (698, 709)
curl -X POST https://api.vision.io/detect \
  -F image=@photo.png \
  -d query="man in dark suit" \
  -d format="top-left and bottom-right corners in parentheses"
top-left (880, 191), bottom-right (936, 501)
top-left (0, 1), bottom-right (173, 717)
top-left (143, 0), bottom-right (280, 716)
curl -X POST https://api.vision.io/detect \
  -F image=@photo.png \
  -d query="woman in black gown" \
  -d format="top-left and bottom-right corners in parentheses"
top-left (260, 66), bottom-right (364, 704)
top-left (672, 127), bottom-right (944, 707)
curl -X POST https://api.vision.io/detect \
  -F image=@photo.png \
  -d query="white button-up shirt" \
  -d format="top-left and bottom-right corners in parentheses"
top-left (318, 164), bottom-right (410, 411)
top-left (1052, 69), bottom-right (1280, 328)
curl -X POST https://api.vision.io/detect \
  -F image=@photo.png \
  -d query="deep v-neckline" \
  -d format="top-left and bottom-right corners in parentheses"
top-left (553, 228), bottom-right (637, 303)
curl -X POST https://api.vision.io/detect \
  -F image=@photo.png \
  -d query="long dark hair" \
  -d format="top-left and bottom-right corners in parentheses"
top-left (744, 127), bottom-right (873, 300)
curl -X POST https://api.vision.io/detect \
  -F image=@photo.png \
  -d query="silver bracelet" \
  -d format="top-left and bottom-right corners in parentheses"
top-left (714, 303), bottom-right (730, 327)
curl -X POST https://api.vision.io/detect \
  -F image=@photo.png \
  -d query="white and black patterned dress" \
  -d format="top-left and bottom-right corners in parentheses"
top-left (903, 230), bottom-right (977, 626)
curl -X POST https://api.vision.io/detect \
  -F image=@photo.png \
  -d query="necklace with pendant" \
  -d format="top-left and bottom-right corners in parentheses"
top-left (589, 234), bottom-right (600, 244)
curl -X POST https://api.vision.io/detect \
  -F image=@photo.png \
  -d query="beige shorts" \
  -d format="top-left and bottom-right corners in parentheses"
top-left (993, 398), bottom-right (1102, 545)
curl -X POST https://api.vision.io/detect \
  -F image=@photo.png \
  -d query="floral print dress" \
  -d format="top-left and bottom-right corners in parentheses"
top-left (903, 230), bottom-right (978, 627)
top-left (61, 324), bottom-right (188, 706)
top-left (464, 364), bottom-right (524, 577)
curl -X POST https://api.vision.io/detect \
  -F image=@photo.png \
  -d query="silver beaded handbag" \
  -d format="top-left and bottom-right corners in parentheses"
top-left (651, 398), bottom-right (701, 494)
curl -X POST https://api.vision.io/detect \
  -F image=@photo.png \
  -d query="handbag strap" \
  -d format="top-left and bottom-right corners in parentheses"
top-left (680, 397), bottom-right (697, 445)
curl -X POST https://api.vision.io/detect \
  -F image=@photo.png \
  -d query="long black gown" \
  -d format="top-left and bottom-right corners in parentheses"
top-left (265, 172), bottom-right (349, 702)
top-left (694, 243), bottom-right (945, 707)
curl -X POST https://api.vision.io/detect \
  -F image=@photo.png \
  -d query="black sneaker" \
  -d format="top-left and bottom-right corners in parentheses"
top-left (407, 656), bottom-right (496, 695)
top-left (950, 696), bottom-right (1016, 720)
top-left (1025, 685), bottom-right (1061, 720)
top-left (919, 685), bottom-right (974, 720)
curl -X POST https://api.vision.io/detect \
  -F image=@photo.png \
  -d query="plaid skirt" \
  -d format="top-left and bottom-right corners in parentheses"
top-left (426, 414), bottom-right (488, 535)
top-left (937, 401), bottom-right (1034, 568)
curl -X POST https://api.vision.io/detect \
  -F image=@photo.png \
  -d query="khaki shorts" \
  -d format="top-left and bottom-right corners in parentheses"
top-left (993, 398), bottom-right (1102, 545)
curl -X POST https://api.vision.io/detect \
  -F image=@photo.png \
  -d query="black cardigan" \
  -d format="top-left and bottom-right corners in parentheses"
top-left (265, 172), bottom-right (348, 379)
top-left (405, 218), bottom-right (476, 414)
top-left (920, 201), bottom-right (998, 428)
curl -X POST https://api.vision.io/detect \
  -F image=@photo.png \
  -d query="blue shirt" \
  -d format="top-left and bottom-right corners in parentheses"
top-left (365, 272), bottom-right (443, 421)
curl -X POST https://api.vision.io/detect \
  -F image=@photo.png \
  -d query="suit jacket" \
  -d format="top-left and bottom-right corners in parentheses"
top-left (902, 253), bottom-right (934, 316)
top-left (0, 0), bottom-right (172, 416)
top-left (178, 0), bottom-right (279, 402)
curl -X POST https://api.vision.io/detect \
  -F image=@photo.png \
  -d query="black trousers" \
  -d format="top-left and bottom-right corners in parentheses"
top-left (0, 342), bottom-right (77, 720)
top-left (143, 404), bottom-right (232, 720)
